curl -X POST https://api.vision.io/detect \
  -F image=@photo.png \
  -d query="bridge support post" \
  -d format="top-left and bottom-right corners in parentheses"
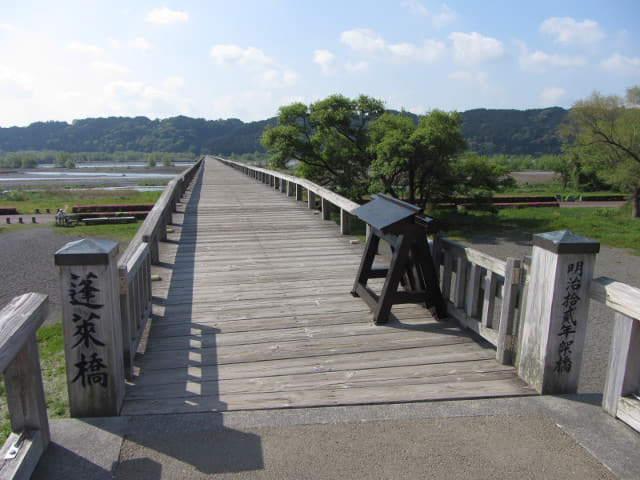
top-left (55, 239), bottom-right (125, 417)
top-left (518, 230), bottom-right (599, 394)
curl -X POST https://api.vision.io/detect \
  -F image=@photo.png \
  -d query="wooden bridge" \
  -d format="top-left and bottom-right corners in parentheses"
top-left (121, 158), bottom-right (533, 414)
top-left (2, 156), bottom-right (639, 479)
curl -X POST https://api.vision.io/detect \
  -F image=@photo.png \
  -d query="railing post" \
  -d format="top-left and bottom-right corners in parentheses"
top-left (321, 197), bottom-right (331, 220)
top-left (518, 231), bottom-right (599, 394)
top-left (55, 239), bottom-right (125, 417)
top-left (603, 312), bottom-right (640, 418)
top-left (496, 257), bottom-right (521, 365)
top-left (340, 209), bottom-right (352, 235)
top-left (308, 190), bottom-right (316, 209)
top-left (296, 184), bottom-right (303, 201)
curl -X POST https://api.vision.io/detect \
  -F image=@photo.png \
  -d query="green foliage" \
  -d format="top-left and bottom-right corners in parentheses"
top-left (262, 94), bottom-right (385, 200)
top-left (460, 107), bottom-right (567, 156)
top-left (438, 203), bottom-right (640, 255)
top-left (0, 187), bottom-right (161, 215)
top-left (370, 110), bottom-right (468, 208)
top-left (560, 85), bottom-right (640, 216)
top-left (55, 151), bottom-right (74, 168)
top-left (369, 111), bottom-right (511, 209)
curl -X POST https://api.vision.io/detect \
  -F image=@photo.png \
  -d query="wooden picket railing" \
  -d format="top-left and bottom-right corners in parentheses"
top-left (590, 277), bottom-right (640, 432)
top-left (0, 293), bottom-right (49, 480)
top-left (432, 238), bottom-right (525, 365)
top-left (217, 158), bottom-right (359, 235)
top-left (116, 157), bottom-right (203, 379)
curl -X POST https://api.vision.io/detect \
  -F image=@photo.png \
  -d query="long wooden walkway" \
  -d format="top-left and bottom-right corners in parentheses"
top-left (121, 158), bottom-right (533, 415)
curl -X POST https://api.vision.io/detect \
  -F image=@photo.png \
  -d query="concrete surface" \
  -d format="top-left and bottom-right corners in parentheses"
top-left (32, 394), bottom-right (640, 479)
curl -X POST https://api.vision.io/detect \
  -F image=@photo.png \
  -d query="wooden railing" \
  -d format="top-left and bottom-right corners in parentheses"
top-left (590, 277), bottom-right (640, 432)
top-left (216, 157), bottom-right (359, 235)
top-left (117, 157), bottom-right (203, 379)
top-left (0, 293), bottom-right (49, 480)
top-left (433, 238), bottom-right (525, 365)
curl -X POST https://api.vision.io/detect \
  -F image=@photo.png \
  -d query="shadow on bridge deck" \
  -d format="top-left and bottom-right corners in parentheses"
top-left (121, 158), bottom-right (532, 416)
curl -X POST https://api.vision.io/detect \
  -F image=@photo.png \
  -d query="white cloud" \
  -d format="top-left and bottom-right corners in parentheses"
top-left (210, 44), bottom-right (272, 69)
top-left (91, 61), bottom-right (130, 75)
top-left (519, 47), bottom-right (587, 73)
top-left (340, 28), bottom-right (445, 63)
top-left (259, 69), bottom-right (299, 88)
top-left (432, 4), bottom-right (458, 29)
top-left (0, 66), bottom-right (35, 93)
top-left (0, 24), bottom-right (19, 33)
top-left (107, 37), bottom-right (120, 49)
top-left (601, 53), bottom-right (640, 76)
top-left (313, 49), bottom-right (337, 75)
top-left (162, 76), bottom-right (184, 89)
top-left (540, 87), bottom-right (566, 105)
top-left (448, 71), bottom-right (488, 83)
top-left (401, 1), bottom-right (457, 28)
top-left (67, 41), bottom-right (103, 56)
top-left (540, 17), bottom-right (605, 45)
top-left (210, 44), bottom-right (298, 89)
top-left (211, 90), bottom-right (291, 122)
top-left (145, 7), bottom-right (189, 25)
top-left (449, 32), bottom-right (504, 65)
top-left (345, 60), bottom-right (368, 72)
top-left (401, 0), bottom-right (428, 16)
top-left (129, 37), bottom-right (150, 52)
top-left (105, 80), bottom-right (193, 117)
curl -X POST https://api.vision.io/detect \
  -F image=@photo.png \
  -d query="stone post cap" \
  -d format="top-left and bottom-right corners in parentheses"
top-left (54, 238), bottom-right (119, 266)
top-left (533, 230), bottom-right (600, 254)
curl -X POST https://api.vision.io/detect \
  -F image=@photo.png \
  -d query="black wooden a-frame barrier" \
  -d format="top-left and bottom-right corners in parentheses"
top-left (351, 194), bottom-right (447, 325)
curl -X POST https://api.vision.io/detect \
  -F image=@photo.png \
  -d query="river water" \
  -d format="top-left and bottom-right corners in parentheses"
top-left (0, 162), bottom-right (195, 190)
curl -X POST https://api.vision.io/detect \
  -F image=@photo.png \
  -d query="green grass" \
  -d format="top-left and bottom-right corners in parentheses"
top-left (0, 324), bottom-right (68, 443)
top-left (53, 221), bottom-right (143, 242)
top-left (0, 187), bottom-right (161, 215)
top-left (437, 203), bottom-right (640, 255)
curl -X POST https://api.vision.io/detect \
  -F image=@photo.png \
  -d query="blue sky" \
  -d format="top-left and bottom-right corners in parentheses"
top-left (1, 1), bottom-right (638, 127)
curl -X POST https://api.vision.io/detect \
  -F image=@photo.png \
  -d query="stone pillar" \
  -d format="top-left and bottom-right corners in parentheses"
top-left (518, 230), bottom-right (599, 394)
top-left (55, 239), bottom-right (125, 417)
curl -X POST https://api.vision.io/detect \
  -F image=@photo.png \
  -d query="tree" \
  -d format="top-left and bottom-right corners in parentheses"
top-left (368, 110), bottom-right (469, 209)
top-left (261, 94), bottom-right (385, 200)
top-left (55, 151), bottom-right (74, 168)
top-left (562, 86), bottom-right (640, 217)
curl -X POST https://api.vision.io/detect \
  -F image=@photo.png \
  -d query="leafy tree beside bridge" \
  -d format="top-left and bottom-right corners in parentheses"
top-left (261, 94), bottom-right (384, 201)
top-left (561, 86), bottom-right (640, 217)
top-left (262, 94), bottom-right (510, 207)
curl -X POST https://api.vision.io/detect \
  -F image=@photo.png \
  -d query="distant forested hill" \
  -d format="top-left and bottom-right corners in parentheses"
top-left (460, 107), bottom-right (567, 156)
top-left (0, 116), bottom-right (276, 156)
top-left (0, 108), bottom-right (568, 157)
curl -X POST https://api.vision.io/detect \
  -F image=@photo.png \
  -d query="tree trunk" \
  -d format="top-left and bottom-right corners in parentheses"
top-left (632, 185), bottom-right (639, 218)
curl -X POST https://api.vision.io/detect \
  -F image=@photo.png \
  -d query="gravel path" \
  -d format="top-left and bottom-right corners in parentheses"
top-left (0, 224), bottom-right (128, 326)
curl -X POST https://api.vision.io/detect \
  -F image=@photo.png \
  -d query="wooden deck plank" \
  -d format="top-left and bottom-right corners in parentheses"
top-left (123, 158), bottom-right (535, 415)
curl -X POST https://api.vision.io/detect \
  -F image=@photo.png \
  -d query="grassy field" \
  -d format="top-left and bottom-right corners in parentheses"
top-left (436, 203), bottom-right (639, 255)
top-left (0, 187), bottom-right (161, 215)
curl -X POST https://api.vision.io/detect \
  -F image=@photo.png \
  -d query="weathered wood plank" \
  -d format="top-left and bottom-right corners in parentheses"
top-left (122, 158), bottom-right (535, 415)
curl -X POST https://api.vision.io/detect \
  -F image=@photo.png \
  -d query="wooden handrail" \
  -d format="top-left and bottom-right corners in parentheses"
top-left (116, 157), bottom-right (204, 380)
top-left (216, 157), bottom-right (359, 234)
top-left (590, 276), bottom-right (640, 320)
top-left (0, 293), bottom-right (49, 480)
top-left (590, 276), bottom-right (640, 432)
top-left (435, 239), bottom-right (521, 364)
